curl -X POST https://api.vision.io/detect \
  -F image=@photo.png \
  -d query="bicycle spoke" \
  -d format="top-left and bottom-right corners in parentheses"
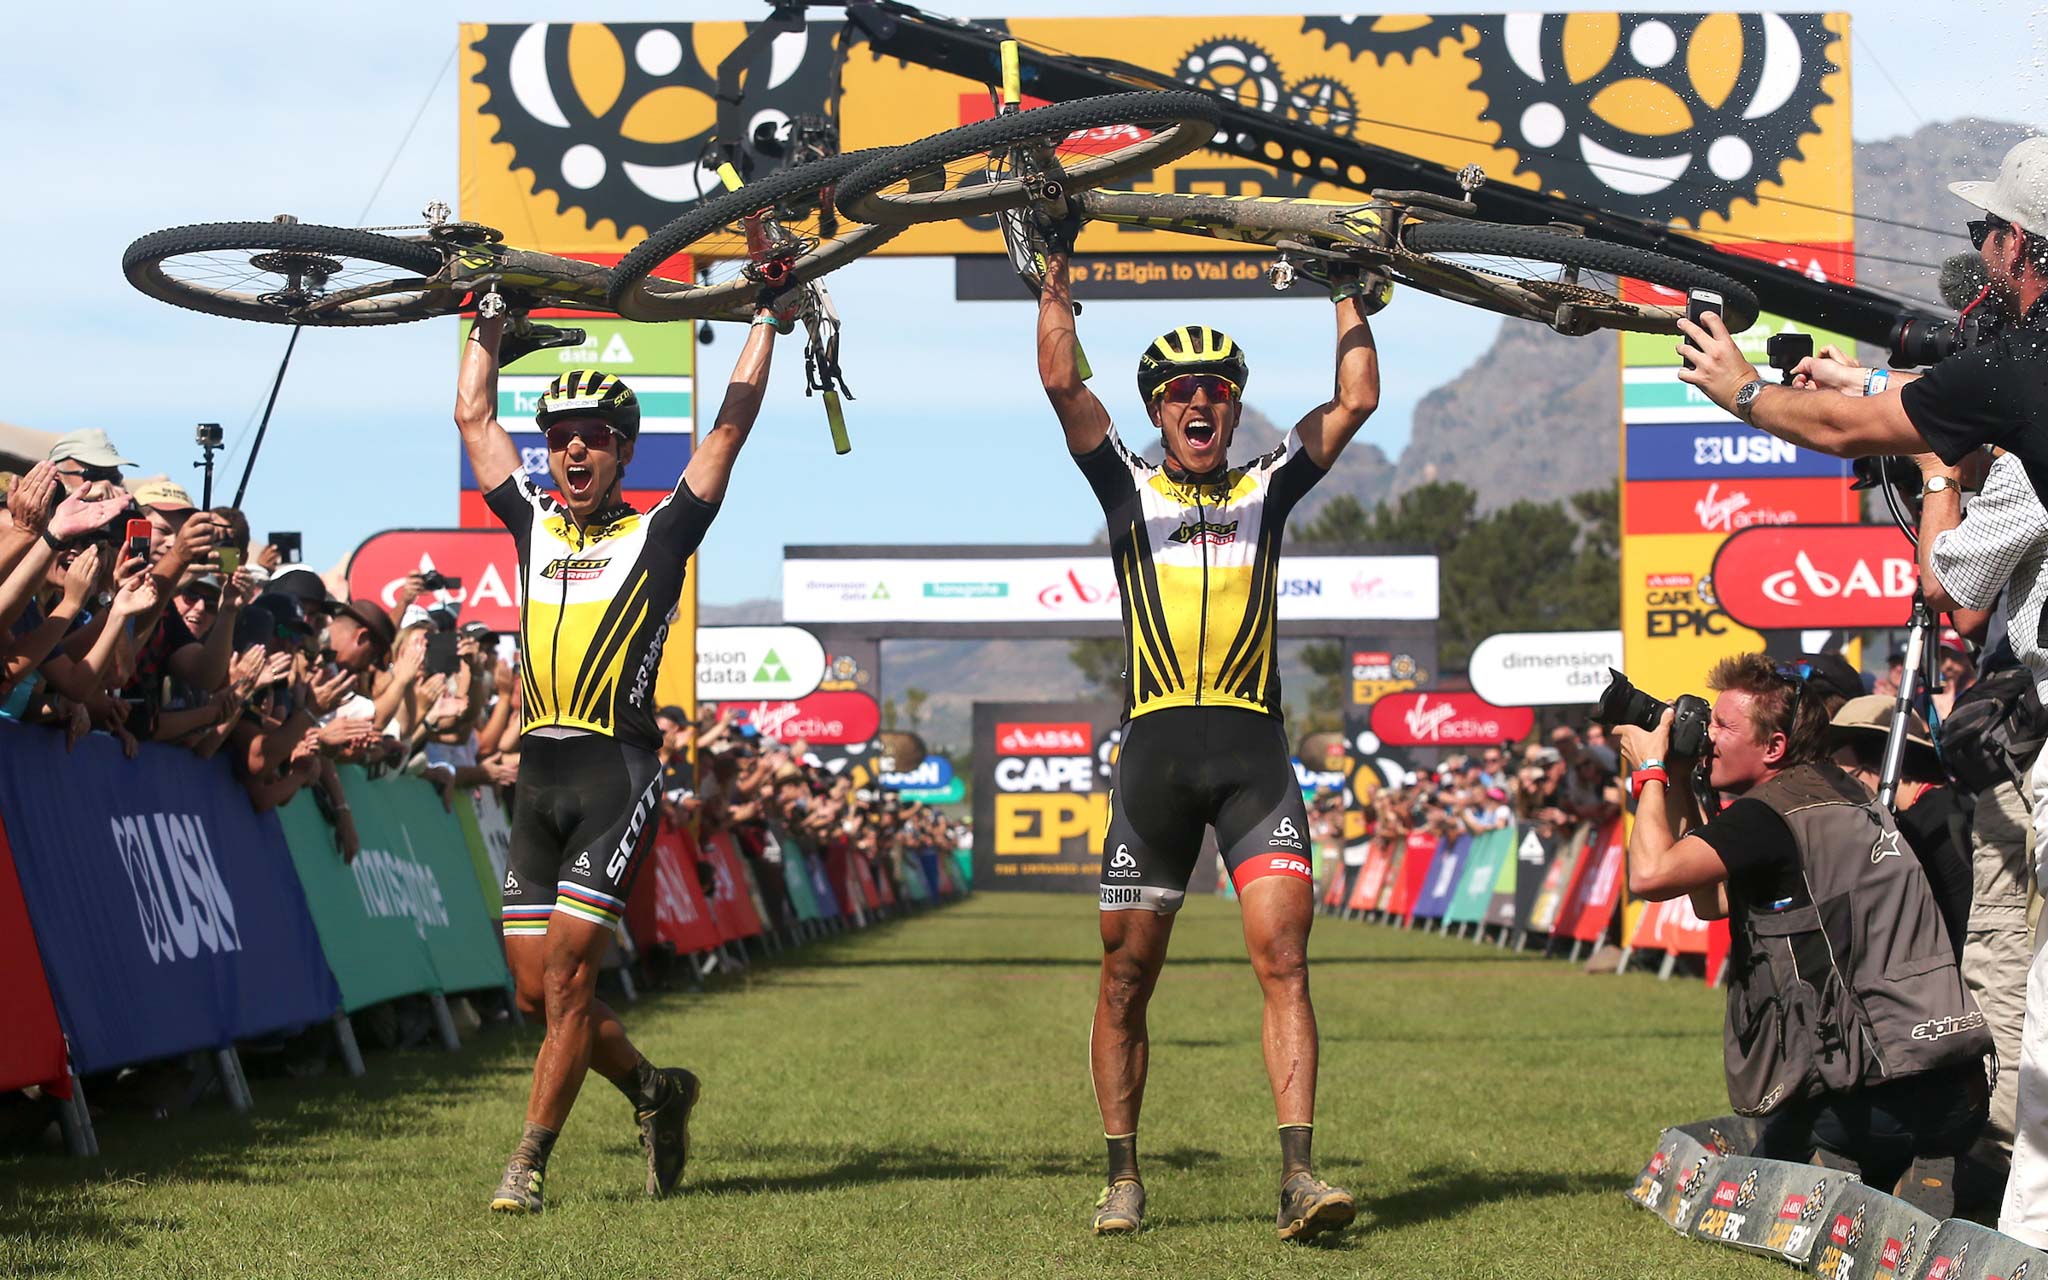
top-left (865, 123), bottom-right (1182, 212)
top-left (153, 247), bottom-right (428, 313)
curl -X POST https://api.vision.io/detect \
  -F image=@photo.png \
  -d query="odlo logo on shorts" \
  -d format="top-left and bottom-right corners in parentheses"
top-left (1271, 818), bottom-right (1304, 849)
top-left (1108, 844), bottom-right (1140, 879)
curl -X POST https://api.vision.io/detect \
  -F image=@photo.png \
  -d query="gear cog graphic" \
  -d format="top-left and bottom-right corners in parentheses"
top-left (1176, 37), bottom-right (1286, 114)
top-left (468, 21), bottom-right (840, 237)
top-left (1300, 16), bottom-right (1471, 64)
top-left (1466, 12), bottom-right (1835, 222)
top-left (1285, 76), bottom-right (1358, 138)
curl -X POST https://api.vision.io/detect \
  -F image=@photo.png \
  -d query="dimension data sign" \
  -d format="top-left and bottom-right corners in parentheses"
top-left (783, 555), bottom-right (1439, 624)
top-left (1469, 631), bottom-right (1624, 708)
top-left (695, 626), bottom-right (825, 702)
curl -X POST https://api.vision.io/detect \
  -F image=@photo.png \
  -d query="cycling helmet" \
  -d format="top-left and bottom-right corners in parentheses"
top-left (534, 369), bottom-right (640, 442)
top-left (1136, 326), bottom-right (1248, 404)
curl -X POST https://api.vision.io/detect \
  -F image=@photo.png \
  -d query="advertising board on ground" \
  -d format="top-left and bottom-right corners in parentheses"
top-left (972, 701), bottom-right (1120, 892)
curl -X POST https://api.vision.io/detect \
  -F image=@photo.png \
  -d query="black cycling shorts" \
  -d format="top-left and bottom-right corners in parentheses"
top-left (1097, 706), bottom-right (1313, 913)
top-left (501, 733), bottom-right (662, 937)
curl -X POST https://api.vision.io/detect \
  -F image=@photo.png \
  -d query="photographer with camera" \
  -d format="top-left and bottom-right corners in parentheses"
top-left (1610, 654), bottom-right (1990, 1209)
top-left (1675, 139), bottom-right (2048, 505)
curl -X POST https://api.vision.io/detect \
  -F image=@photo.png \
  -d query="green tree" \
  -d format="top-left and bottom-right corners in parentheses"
top-left (1068, 637), bottom-right (1124, 701)
top-left (902, 686), bottom-right (929, 735)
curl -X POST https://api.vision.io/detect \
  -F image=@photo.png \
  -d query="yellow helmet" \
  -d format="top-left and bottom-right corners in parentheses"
top-left (1136, 326), bottom-right (1248, 404)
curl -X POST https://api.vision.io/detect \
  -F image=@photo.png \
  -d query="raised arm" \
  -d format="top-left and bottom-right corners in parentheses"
top-left (1292, 280), bottom-right (1383, 469)
top-left (1037, 251), bottom-right (1111, 454)
top-left (679, 308), bottom-right (777, 505)
top-left (456, 314), bottom-right (523, 494)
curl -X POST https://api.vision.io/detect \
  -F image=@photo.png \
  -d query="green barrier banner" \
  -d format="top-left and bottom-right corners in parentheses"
top-left (454, 792), bottom-right (504, 919)
top-left (780, 840), bottom-right (821, 922)
top-left (1445, 827), bottom-right (1515, 926)
top-left (898, 854), bottom-right (931, 904)
top-left (277, 789), bottom-right (443, 1013)
top-left (340, 768), bottom-right (508, 995)
top-left (952, 849), bottom-right (972, 891)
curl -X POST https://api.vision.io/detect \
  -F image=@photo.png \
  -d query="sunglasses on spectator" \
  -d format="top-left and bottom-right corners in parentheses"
top-left (545, 422), bottom-right (620, 452)
top-left (1969, 214), bottom-right (2012, 251)
top-left (1154, 373), bottom-right (1240, 405)
top-left (176, 586), bottom-right (218, 605)
top-left (1773, 659), bottom-right (1816, 709)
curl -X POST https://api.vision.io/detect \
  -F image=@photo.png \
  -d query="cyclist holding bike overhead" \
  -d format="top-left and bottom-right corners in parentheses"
top-left (458, 297), bottom-right (781, 1215)
top-left (1034, 231), bottom-right (1388, 1242)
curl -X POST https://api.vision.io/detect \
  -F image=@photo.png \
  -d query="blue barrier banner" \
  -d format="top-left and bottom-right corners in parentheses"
top-left (0, 723), bottom-right (338, 1074)
top-left (1410, 834), bottom-right (1471, 921)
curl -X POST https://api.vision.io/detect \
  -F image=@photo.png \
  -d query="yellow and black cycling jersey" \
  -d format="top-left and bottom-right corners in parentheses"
top-left (484, 474), bottom-right (716, 752)
top-left (1073, 427), bottom-right (1326, 723)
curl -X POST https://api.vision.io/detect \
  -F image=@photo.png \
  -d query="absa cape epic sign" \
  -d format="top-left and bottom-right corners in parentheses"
top-left (348, 529), bottom-right (522, 633)
top-left (1469, 631), bottom-right (1623, 708)
top-left (1371, 691), bottom-right (1534, 747)
top-left (1711, 523), bottom-right (1914, 630)
top-left (712, 691), bottom-right (880, 746)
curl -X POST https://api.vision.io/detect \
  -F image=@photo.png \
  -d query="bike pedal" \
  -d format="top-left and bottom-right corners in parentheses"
top-left (497, 324), bottom-right (585, 368)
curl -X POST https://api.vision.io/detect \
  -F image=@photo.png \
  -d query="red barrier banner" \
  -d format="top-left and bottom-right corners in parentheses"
top-left (1705, 917), bottom-right (1733, 986)
top-left (0, 820), bottom-right (67, 1094)
top-left (628, 825), bottom-right (723, 956)
top-left (1388, 833), bottom-right (1439, 922)
top-left (1350, 839), bottom-right (1394, 912)
top-left (1633, 894), bottom-right (1713, 956)
top-left (1555, 820), bottom-right (1627, 943)
top-left (1321, 863), bottom-right (1348, 909)
top-left (702, 831), bottom-right (764, 941)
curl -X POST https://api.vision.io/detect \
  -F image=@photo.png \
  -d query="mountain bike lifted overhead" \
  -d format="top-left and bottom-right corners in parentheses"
top-left (832, 81), bottom-right (1760, 338)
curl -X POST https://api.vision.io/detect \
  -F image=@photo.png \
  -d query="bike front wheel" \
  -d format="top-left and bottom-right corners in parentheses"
top-left (609, 151), bottom-right (902, 322)
top-left (123, 222), bottom-right (452, 325)
top-left (1397, 221), bottom-right (1760, 335)
top-left (835, 91), bottom-right (1222, 227)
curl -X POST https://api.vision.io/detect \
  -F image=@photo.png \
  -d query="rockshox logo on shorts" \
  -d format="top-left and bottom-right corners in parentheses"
top-left (1168, 519), bottom-right (1239, 547)
top-left (542, 556), bottom-right (612, 581)
top-left (1099, 885), bottom-right (1143, 906)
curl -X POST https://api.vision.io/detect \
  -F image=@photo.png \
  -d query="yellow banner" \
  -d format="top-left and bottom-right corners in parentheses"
top-left (460, 14), bottom-right (1852, 257)
top-left (1618, 531), bottom-right (1766, 701)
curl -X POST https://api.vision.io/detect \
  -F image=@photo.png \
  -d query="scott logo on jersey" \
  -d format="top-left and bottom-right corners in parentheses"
top-left (542, 557), bottom-right (613, 581)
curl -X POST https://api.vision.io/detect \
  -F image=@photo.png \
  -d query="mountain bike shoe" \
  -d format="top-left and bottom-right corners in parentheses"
top-left (637, 1067), bottom-right (701, 1198)
top-left (1092, 1178), bottom-right (1146, 1235)
top-left (1277, 1172), bottom-right (1355, 1243)
top-left (489, 1160), bottom-right (544, 1215)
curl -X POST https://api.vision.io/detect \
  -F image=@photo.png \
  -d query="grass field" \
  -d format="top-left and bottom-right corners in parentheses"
top-left (0, 892), bottom-right (1790, 1279)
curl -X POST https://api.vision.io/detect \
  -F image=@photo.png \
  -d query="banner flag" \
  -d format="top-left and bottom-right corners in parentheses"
top-left (1556, 819), bottom-right (1628, 944)
top-left (1411, 834), bottom-right (1470, 922)
top-left (1349, 838), bottom-right (1393, 912)
top-left (342, 770), bottom-right (509, 995)
top-left (472, 785), bottom-right (514, 891)
top-left (780, 840), bottom-right (823, 922)
top-left (1445, 827), bottom-right (1513, 926)
top-left (1389, 833), bottom-right (1439, 921)
top-left (1634, 894), bottom-right (1714, 956)
top-left (0, 725), bottom-right (338, 1074)
top-left (1526, 825), bottom-right (1590, 935)
top-left (951, 849), bottom-right (973, 894)
top-left (702, 831), bottom-right (765, 940)
top-left (628, 825), bottom-right (722, 956)
top-left (811, 844), bottom-right (843, 918)
top-left (453, 792), bottom-right (504, 920)
top-left (0, 818), bottom-right (67, 1093)
top-left (1483, 827), bottom-right (1522, 929)
top-left (277, 789), bottom-right (444, 1014)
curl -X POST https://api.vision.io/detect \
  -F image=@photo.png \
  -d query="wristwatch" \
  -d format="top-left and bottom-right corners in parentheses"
top-left (1925, 475), bottom-right (1959, 495)
top-left (1732, 379), bottom-right (1768, 423)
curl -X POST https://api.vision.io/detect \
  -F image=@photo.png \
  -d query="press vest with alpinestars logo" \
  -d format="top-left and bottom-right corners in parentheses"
top-left (484, 474), bottom-right (717, 751)
top-left (1724, 763), bottom-right (1990, 1116)
top-left (1073, 427), bottom-right (1326, 722)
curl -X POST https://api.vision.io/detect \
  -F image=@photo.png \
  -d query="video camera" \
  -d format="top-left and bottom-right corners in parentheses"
top-left (1592, 669), bottom-right (1711, 763)
top-left (1888, 252), bottom-right (2008, 368)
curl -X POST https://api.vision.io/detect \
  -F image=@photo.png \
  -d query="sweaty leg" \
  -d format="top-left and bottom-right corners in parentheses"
top-left (1239, 875), bottom-right (1318, 1128)
top-left (527, 911), bottom-right (631, 1131)
top-left (1092, 906), bottom-right (1177, 1139)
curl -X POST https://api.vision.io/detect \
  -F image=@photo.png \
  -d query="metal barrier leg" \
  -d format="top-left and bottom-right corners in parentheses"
top-left (428, 992), bottom-right (462, 1052)
top-left (57, 1073), bottom-right (98, 1157)
top-left (505, 981), bottom-right (526, 1028)
top-left (1614, 946), bottom-right (1633, 974)
top-left (333, 1011), bottom-right (367, 1078)
top-left (1658, 950), bottom-right (1679, 981)
top-left (616, 967), bottom-right (638, 1003)
top-left (216, 1047), bottom-right (253, 1112)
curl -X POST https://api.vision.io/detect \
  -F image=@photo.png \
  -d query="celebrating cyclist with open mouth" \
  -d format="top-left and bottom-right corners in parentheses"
top-left (1033, 226), bottom-right (1387, 1242)
top-left (457, 295), bottom-right (781, 1215)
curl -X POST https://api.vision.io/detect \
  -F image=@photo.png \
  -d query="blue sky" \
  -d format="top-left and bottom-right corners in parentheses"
top-left (3, 1), bottom-right (2042, 604)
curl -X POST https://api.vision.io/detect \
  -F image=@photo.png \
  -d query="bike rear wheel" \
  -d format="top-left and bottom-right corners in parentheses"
top-left (835, 91), bottom-right (1221, 227)
top-left (609, 152), bottom-right (902, 322)
top-left (123, 222), bottom-right (451, 325)
top-left (1398, 221), bottom-right (1759, 335)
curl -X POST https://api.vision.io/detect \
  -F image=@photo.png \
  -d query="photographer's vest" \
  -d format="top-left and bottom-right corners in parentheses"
top-left (1724, 763), bottom-right (1990, 1116)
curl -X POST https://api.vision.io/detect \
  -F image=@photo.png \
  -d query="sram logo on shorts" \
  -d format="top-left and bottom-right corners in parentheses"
top-left (997, 721), bottom-right (1090, 755)
top-left (1106, 844), bottom-right (1141, 879)
top-left (1262, 856), bottom-right (1311, 879)
top-left (542, 556), bottom-right (612, 581)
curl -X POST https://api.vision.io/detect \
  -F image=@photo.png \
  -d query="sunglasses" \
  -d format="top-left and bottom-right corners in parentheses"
top-left (1154, 373), bottom-right (1240, 405)
top-left (545, 421), bottom-right (620, 452)
top-left (1969, 214), bottom-right (2012, 251)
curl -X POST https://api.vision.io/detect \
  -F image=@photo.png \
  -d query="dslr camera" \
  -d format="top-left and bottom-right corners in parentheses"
top-left (417, 569), bottom-right (463, 593)
top-left (1593, 669), bottom-right (1711, 762)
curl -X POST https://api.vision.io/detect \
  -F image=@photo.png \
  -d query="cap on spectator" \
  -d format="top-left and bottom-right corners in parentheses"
top-left (1530, 746), bottom-right (1563, 766)
top-left (1829, 694), bottom-right (1939, 774)
top-left (267, 566), bottom-right (340, 616)
top-left (1484, 785), bottom-right (1508, 803)
top-left (426, 605), bottom-right (459, 632)
top-left (1581, 743), bottom-right (1619, 773)
top-left (337, 599), bottom-right (398, 656)
top-left (655, 705), bottom-right (689, 726)
top-left (1939, 628), bottom-right (1972, 658)
top-left (459, 619), bottom-right (493, 639)
top-left (1796, 652), bottom-right (1866, 707)
top-left (399, 603), bottom-right (436, 630)
top-left (253, 592), bottom-right (315, 635)
top-left (131, 479), bottom-right (195, 511)
top-left (1950, 136), bottom-right (2048, 239)
top-left (48, 429), bottom-right (136, 469)
top-left (773, 761), bottom-right (803, 783)
top-left (180, 573), bottom-right (223, 599)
